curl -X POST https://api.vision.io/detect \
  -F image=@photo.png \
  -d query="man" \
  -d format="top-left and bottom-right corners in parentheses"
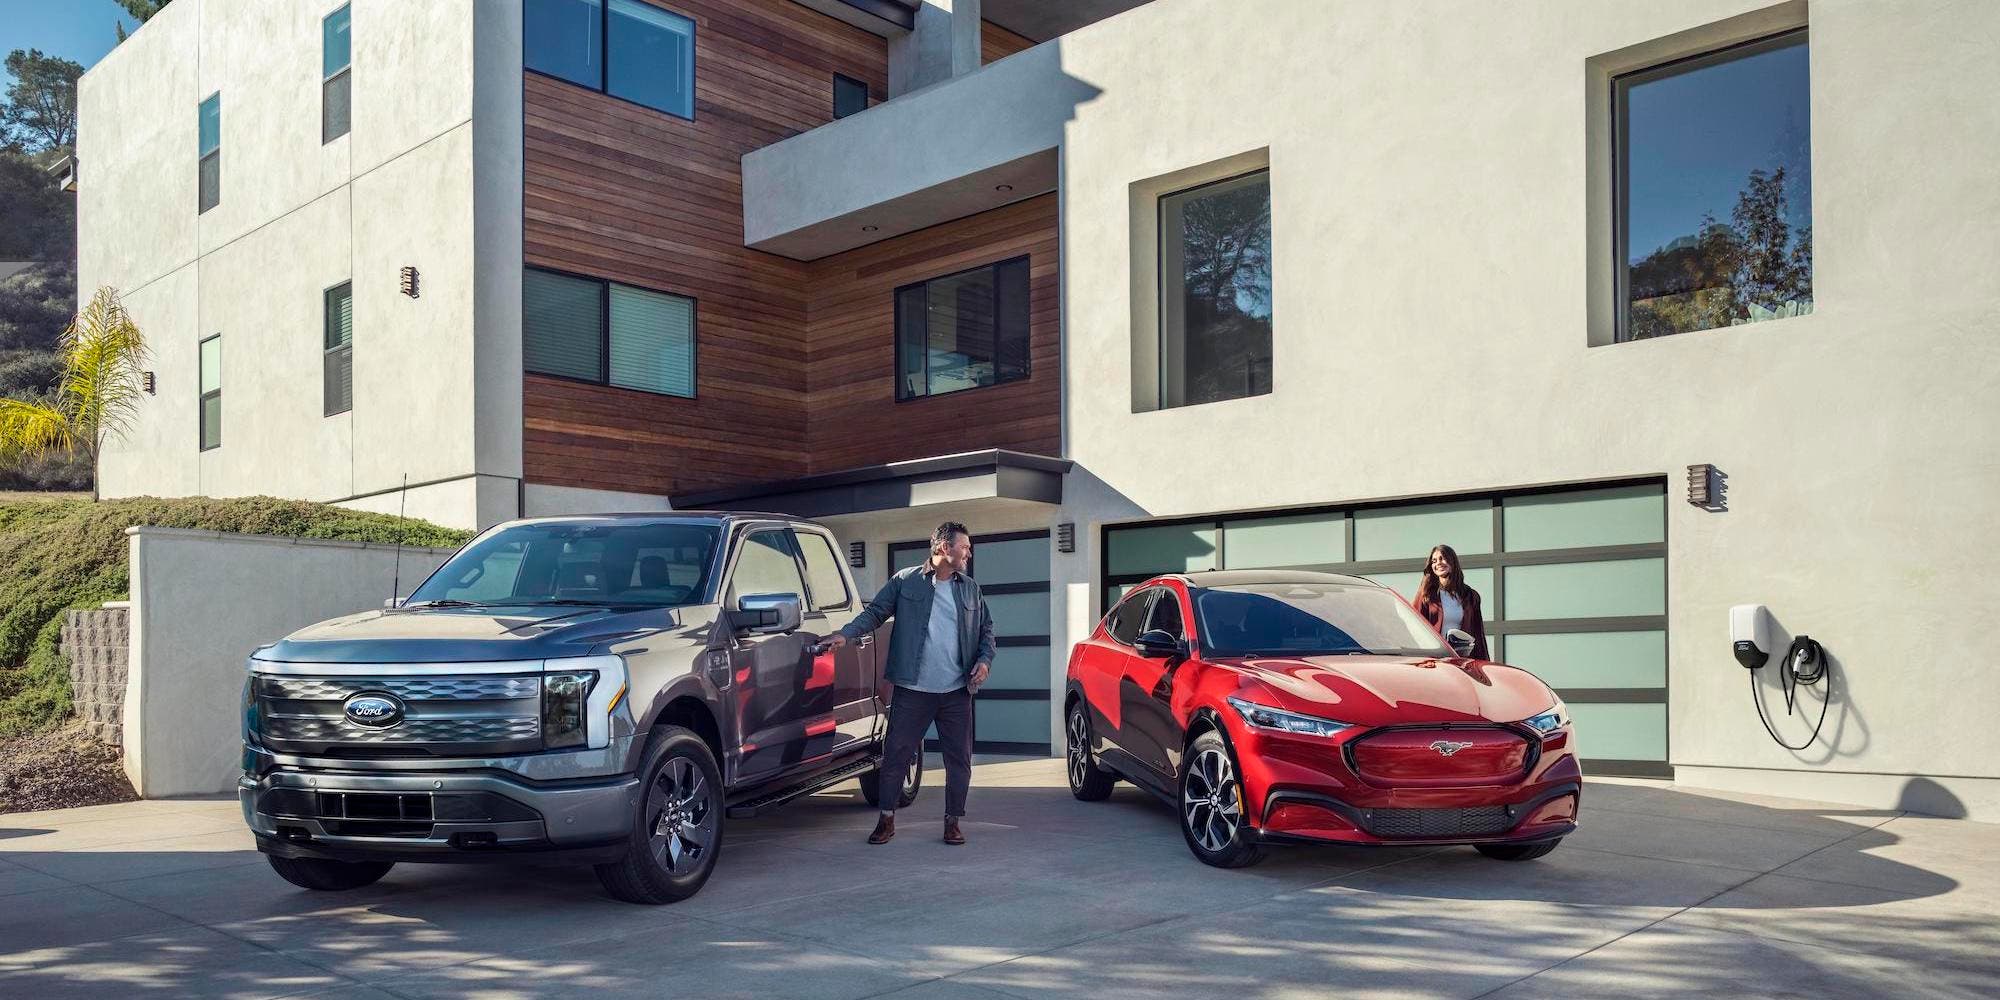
top-left (823, 521), bottom-right (993, 846)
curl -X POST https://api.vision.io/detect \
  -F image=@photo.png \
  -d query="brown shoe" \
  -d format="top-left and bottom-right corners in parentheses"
top-left (943, 816), bottom-right (965, 846)
top-left (868, 813), bottom-right (895, 845)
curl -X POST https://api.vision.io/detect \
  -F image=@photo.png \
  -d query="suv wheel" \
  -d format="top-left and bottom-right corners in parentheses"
top-left (1066, 702), bottom-right (1116, 801)
top-left (859, 753), bottom-right (923, 810)
top-left (1179, 729), bottom-right (1265, 868)
top-left (266, 855), bottom-right (394, 891)
top-left (1476, 838), bottom-right (1562, 862)
top-left (596, 726), bottom-right (723, 904)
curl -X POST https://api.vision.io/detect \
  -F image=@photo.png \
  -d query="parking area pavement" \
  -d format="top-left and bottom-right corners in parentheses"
top-left (2, 758), bottom-right (1996, 999)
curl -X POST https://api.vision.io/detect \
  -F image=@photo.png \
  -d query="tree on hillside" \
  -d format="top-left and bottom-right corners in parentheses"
top-left (117, 1), bottom-right (173, 23)
top-left (0, 149), bottom-right (76, 262)
top-left (0, 264), bottom-right (76, 355)
top-left (0, 287), bottom-right (148, 501)
top-left (0, 51), bottom-right (84, 153)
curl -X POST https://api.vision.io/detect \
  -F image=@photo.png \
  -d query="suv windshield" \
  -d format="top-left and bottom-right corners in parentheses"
top-left (1194, 582), bottom-right (1449, 658)
top-left (408, 521), bottom-right (722, 608)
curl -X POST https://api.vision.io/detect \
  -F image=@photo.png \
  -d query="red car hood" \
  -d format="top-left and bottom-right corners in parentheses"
top-left (1223, 654), bottom-right (1554, 727)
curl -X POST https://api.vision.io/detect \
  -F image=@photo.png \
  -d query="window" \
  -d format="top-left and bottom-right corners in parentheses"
top-left (1143, 588), bottom-right (1184, 638)
top-left (730, 530), bottom-right (806, 603)
top-left (197, 93), bottom-right (220, 213)
top-left (796, 532), bottom-right (852, 611)
top-left (198, 335), bottom-right (221, 450)
top-left (323, 282), bottom-right (353, 416)
top-left (524, 0), bottom-right (695, 120)
top-left (894, 256), bottom-right (1029, 400)
top-left (1159, 170), bottom-right (1271, 408)
top-left (523, 266), bottom-right (695, 397)
top-left (1616, 29), bottom-right (1811, 340)
top-left (1105, 589), bottom-right (1154, 646)
top-left (833, 73), bottom-right (868, 119)
top-left (322, 5), bottom-right (351, 142)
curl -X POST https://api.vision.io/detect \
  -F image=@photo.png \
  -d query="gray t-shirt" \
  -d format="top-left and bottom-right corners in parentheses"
top-left (906, 574), bottom-right (965, 693)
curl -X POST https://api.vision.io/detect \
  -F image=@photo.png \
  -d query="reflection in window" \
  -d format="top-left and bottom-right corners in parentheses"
top-left (895, 256), bottom-right (1030, 400)
top-left (1618, 30), bottom-right (1811, 340)
top-left (1160, 170), bottom-right (1271, 408)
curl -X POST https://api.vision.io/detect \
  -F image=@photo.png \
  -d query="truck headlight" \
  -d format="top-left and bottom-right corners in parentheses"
top-left (1227, 696), bottom-right (1353, 738)
top-left (543, 654), bottom-right (628, 751)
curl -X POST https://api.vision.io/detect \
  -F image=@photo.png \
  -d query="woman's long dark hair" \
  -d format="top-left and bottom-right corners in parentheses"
top-left (1414, 544), bottom-right (1469, 610)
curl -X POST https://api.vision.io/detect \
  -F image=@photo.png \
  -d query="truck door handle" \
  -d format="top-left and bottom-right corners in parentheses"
top-left (858, 635), bottom-right (873, 648)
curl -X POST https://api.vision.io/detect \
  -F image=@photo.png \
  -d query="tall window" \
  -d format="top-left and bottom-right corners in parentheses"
top-left (1616, 29), bottom-right (1811, 341)
top-left (197, 93), bottom-right (221, 213)
top-left (322, 5), bottom-right (352, 143)
top-left (894, 256), bottom-right (1030, 401)
top-left (324, 282), bottom-right (353, 416)
top-left (524, 0), bottom-right (695, 120)
top-left (199, 335), bottom-right (221, 450)
top-left (833, 73), bottom-right (868, 119)
top-left (1159, 170), bottom-right (1271, 408)
top-left (524, 267), bottom-right (696, 397)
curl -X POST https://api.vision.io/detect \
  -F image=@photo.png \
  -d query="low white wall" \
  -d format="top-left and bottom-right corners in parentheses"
top-left (122, 526), bottom-right (455, 797)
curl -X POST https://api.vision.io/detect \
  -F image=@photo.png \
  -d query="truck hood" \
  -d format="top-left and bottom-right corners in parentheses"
top-left (252, 603), bottom-right (717, 664)
top-left (1224, 654), bottom-right (1556, 727)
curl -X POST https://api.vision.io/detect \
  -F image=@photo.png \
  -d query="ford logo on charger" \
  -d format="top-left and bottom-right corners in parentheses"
top-left (343, 692), bottom-right (405, 728)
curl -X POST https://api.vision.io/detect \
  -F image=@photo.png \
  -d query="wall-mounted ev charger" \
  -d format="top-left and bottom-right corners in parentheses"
top-left (1731, 604), bottom-right (1773, 669)
top-left (1731, 604), bottom-right (1830, 749)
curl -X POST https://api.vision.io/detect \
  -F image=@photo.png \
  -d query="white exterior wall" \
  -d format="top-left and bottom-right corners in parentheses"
top-left (77, 0), bottom-right (524, 530)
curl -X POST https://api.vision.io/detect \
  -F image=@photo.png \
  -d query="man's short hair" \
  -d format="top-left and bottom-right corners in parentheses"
top-left (931, 521), bottom-right (970, 549)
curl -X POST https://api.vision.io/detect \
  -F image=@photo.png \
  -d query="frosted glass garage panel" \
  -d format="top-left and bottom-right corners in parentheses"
top-left (985, 644), bottom-right (1051, 691)
top-left (1505, 631), bottom-right (1666, 689)
top-left (1364, 568), bottom-right (1493, 605)
top-left (1107, 524), bottom-right (1217, 576)
top-left (1504, 559), bottom-right (1664, 620)
top-left (975, 535), bottom-right (1047, 586)
top-left (1221, 513), bottom-right (1345, 569)
top-left (1503, 486), bottom-right (1664, 552)
top-left (987, 592), bottom-right (1050, 638)
top-left (891, 546), bottom-right (927, 573)
top-left (975, 698), bottom-right (1051, 746)
top-left (1353, 500), bottom-right (1492, 560)
top-left (1566, 703), bottom-right (1666, 761)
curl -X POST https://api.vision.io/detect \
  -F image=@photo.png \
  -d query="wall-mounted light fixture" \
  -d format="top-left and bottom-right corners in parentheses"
top-left (847, 540), bottom-right (865, 568)
top-left (399, 266), bottom-right (420, 298)
top-left (1687, 463), bottom-right (1725, 511)
top-left (1056, 522), bottom-right (1075, 553)
top-left (142, 371), bottom-right (155, 394)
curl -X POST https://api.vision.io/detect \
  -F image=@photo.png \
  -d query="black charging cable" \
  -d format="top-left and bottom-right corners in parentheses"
top-left (1752, 635), bottom-right (1830, 750)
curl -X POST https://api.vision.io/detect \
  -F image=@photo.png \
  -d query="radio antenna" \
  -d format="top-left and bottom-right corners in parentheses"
top-left (390, 473), bottom-right (409, 607)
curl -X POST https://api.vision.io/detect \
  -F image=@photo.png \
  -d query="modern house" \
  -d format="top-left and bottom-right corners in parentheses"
top-left (76, 0), bottom-right (2000, 820)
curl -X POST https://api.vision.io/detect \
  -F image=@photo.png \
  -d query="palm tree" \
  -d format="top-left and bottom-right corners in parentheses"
top-left (0, 286), bottom-right (148, 500)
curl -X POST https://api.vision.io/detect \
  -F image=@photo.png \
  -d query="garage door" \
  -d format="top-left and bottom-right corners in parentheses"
top-left (892, 530), bottom-right (1052, 755)
top-left (1102, 482), bottom-right (1669, 777)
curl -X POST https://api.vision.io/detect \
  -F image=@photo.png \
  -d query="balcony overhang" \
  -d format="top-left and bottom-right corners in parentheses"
top-left (792, 0), bottom-right (917, 36)
top-left (741, 41), bottom-right (1095, 260)
top-left (671, 449), bottom-right (1070, 519)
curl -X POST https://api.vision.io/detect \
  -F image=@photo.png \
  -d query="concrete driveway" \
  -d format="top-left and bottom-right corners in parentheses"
top-left (1, 758), bottom-right (1995, 999)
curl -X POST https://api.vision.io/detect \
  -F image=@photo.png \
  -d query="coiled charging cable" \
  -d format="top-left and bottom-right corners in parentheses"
top-left (1753, 635), bottom-right (1829, 750)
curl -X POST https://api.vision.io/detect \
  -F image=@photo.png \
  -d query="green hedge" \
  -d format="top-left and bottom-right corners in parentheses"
top-left (0, 496), bottom-right (472, 738)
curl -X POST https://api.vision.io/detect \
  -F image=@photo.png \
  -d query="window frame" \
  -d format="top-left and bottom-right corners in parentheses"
top-left (522, 264), bottom-right (698, 398)
top-left (891, 253), bottom-right (1033, 403)
top-left (1610, 27), bottom-right (1811, 344)
top-left (794, 529), bottom-right (854, 613)
top-left (198, 333), bottom-right (221, 451)
top-left (723, 526), bottom-right (809, 607)
top-left (322, 4), bottom-right (352, 144)
top-left (197, 92), bottom-right (221, 214)
top-left (832, 72), bottom-right (869, 119)
top-left (524, 0), bottom-right (697, 122)
top-left (1155, 167), bottom-right (1274, 410)
top-left (323, 280), bottom-right (353, 417)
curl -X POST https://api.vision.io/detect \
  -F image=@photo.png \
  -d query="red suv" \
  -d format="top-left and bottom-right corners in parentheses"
top-left (1065, 571), bottom-right (1579, 867)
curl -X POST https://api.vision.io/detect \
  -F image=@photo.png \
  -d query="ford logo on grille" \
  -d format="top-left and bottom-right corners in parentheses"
top-left (343, 692), bottom-right (405, 729)
top-left (1429, 739), bottom-right (1474, 757)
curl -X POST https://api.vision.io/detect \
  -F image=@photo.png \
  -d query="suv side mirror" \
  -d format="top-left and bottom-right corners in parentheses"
top-left (737, 593), bottom-right (802, 635)
top-left (1135, 628), bottom-right (1185, 659)
top-left (1445, 628), bottom-right (1476, 657)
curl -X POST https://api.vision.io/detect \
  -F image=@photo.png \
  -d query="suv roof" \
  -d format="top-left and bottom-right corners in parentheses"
top-left (1176, 569), bottom-right (1380, 589)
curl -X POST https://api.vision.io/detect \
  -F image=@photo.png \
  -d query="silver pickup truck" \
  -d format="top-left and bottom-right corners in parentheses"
top-left (240, 511), bottom-right (914, 904)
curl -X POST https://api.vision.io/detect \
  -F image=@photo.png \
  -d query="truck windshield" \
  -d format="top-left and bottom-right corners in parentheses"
top-left (1194, 583), bottom-right (1450, 658)
top-left (408, 521), bottom-right (722, 608)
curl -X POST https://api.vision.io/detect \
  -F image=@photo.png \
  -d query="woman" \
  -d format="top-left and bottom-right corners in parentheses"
top-left (1413, 544), bottom-right (1489, 660)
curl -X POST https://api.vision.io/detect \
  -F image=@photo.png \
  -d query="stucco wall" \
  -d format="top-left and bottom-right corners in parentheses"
top-left (122, 526), bottom-right (455, 797)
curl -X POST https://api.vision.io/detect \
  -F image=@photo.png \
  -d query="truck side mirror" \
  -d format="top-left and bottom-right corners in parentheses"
top-left (1445, 628), bottom-right (1476, 657)
top-left (737, 593), bottom-right (802, 635)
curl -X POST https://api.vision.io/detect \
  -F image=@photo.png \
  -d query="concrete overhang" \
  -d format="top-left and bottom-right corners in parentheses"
top-left (672, 449), bottom-right (1070, 519)
top-left (741, 41), bottom-right (1096, 260)
top-left (793, 0), bottom-right (917, 36)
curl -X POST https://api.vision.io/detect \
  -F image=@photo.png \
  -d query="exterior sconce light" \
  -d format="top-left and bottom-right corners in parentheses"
top-left (1056, 522), bottom-right (1076, 554)
top-left (142, 371), bottom-right (156, 394)
top-left (847, 540), bottom-right (865, 568)
top-left (1687, 463), bottom-right (1724, 511)
top-left (399, 266), bottom-right (420, 298)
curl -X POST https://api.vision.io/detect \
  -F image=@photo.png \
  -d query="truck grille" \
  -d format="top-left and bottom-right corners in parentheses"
top-left (254, 672), bottom-right (542, 757)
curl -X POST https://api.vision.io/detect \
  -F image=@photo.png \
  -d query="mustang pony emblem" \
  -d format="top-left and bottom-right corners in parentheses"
top-left (1428, 739), bottom-right (1475, 757)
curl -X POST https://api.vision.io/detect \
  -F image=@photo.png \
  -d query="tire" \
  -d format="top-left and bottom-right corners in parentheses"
top-left (595, 725), bottom-right (725, 904)
top-left (1179, 729), bottom-right (1265, 868)
top-left (266, 855), bottom-right (394, 891)
top-left (1065, 701), bottom-right (1116, 801)
top-left (1476, 838), bottom-right (1562, 862)
top-left (859, 751), bottom-right (923, 809)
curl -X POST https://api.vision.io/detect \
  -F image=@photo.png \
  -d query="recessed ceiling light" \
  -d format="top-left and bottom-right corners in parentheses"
top-left (861, 225), bottom-right (878, 232)
top-left (995, 183), bottom-right (1013, 192)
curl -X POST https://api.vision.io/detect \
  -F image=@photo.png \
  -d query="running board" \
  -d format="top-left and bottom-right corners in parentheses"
top-left (726, 754), bottom-right (881, 819)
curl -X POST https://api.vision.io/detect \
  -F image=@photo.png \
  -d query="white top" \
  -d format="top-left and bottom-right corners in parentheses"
top-left (1439, 591), bottom-right (1465, 635)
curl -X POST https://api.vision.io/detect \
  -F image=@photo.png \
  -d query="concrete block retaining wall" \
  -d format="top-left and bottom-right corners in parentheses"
top-left (61, 606), bottom-right (130, 746)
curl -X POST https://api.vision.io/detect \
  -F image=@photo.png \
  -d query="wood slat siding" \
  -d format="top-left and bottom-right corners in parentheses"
top-left (523, 0), bottom-right (887, 497)
top-left (982, 20), bottom-right (1037, 63)
top-left (804, 194), bottom-right (1061, 471)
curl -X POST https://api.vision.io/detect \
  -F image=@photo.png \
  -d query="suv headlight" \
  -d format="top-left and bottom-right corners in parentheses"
top-left (543, 654), bottom-right (629, 750)
top-left (1524, 699), bottom-right (1570, 735)
top-left (1227, 696), bottom-right (1353, 738)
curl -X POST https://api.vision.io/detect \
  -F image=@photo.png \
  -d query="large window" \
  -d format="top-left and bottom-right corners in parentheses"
top-left (1159, 170), bottom-right (1270, 408)
top-left (322, 5), bottom-right (351, 142)
top-left (524, 267), bottom-right (695, 398)
top-left (894, 256), bottom-right (1030, 401)
top-left (198, 335), bottom-right (221, 450)
top-left (525, 0), bottom-right (695, 120)
top-left (197, 93), bottom-right (220, 213)
top-left (323, 282), bottom-right (353, 416)
top-left (1616, 29), bottom-right (1811, 341)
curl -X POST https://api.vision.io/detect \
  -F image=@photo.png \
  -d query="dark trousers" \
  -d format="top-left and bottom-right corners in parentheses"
top-left (878, 685), bottom-right (972, 817)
